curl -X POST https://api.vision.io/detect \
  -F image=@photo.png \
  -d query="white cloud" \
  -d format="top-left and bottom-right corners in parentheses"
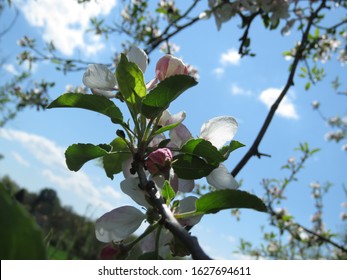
top-left (0, 128), bottom-right (121, 213)
top-left (220, 48), bottom-right (241, 66)
top-left (3, 64), bottom-right (19, 75)
top-left (230, 83), bottom-right (252, 96)
top-left (14, 0), bottom-right (117, 56)
top-left (212, 67), bottom-right (225, 78)
top-left (12, 152), bottom-right (30, 167)
top-left (259, 88), bottom-right (299, 120)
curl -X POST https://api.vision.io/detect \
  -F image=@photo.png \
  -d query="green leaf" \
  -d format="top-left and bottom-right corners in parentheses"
top-left (47, 93), bottom-right (123, 124)
top-left (65, 143), bottom-right (112, 172)
top-left (305, 81), bottom-right (311, 91)
top-left (180, 138), bottom-right (224, 165)
top-left (219, 140), bottom-right (245, 159)
top-left (172, 154), bottom-right (216, 180)
top-left (116, 54), bottom-right (146, 113)
top-left (162, 181), bottom-right (175, 205)
top-left (141, 75), bottom-right (197, 119)
top-left (103, 138), bottom-right (132, 180)
top-left (195, 189), bottom-right (267, 214)
top-left (0, 185), bottom-right (47, 259)
top-left (153, 121), bottom-right (181, 136)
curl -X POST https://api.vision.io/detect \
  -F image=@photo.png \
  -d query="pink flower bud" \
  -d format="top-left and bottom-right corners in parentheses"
top-left (100, 244), bottom-right (120, 260)
top-left (155, 54), bottom-right (188, 81)
top-left (146, 148), bottom-right (173, 177)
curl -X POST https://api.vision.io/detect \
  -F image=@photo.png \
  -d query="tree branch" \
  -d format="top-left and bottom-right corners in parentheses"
top-left (231, 0), bottom-right (328, 177)
top-left (134, 154), bottom-right (211, 260)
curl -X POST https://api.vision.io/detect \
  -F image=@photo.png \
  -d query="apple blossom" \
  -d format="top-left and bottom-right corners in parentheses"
top-left (95, 205), bottom-right (145, 243)
top-left (83, 46), bottom-right (149, 98)
top-left (170, 116), bottom-right (239, 190)
top-left (83, 64), bottom-right (117, 91)
top-left (155, 54), bottom-right (189, 81)
top-left (146, 148), bottom-right (173, 178)
top-left (206, 164), bottom-right (239, 190)
top-left (175, 196), bottom-right (203, 227)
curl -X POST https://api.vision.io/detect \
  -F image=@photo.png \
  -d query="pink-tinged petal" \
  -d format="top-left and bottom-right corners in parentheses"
top-left (177, 178), bottom-right (195, 193)
top-left (120, 178), bottom-right (150, 208)
top-left (206, 164), bottom-right (239, 190)
top-left (83, 64), bottom-right (117, 90)
top-left (200, 116), bottom-right (238, 149)
top-left (91, 88), bottom-right (116, 98)
top-left (166, 111), bottom-right (186, 125)
top-left (95, 206), bottom-right (145, 243)
top-left (176, 196), bottom-right (202, 226)
top-left (158, 110), bottom-right (186, 127)
top-left (140, 228), bottom-right (172, 256)
top-left (146, 77), bottom-right (158, 90)
top-left (156, 54), bottom-right (188, 81)
top-left (156, 55), bottom-right (170, 81)
top-left (149, 133), bottom-right (166, 148)
top-left (169, 123), bottom-right (192, 148)
top-left (127, 46), bottom-right (148, 73)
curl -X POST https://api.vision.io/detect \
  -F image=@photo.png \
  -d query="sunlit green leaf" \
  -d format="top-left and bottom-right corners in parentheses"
top-left (103, 138), bottom-right (132, 180)
top-left (65, 143), bottom-right (112, 171)
top-left (162, 181), bottom-right (175, 205)
top-left (180, 138), bottom-right (224, 165)
top-left (116, 54), bottom-right (146, 114)
top-left (141, 75), bottom-right (197, 119)
top-left (219, 140), bottom-right (245, 159)
top-left (47, 93), bottom-right (123, 124)
top-left (195, 189), bottom-right (267, 214)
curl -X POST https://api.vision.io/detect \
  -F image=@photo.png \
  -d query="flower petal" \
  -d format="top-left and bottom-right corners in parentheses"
top-left (177, 178), bottom-right (195, 193)
top-left (176, 196), bottom-right (202, 226)
top-left (91, 88), bottom-right (116, 98)
top-left (169, 123), bottom-right (192, 148)
top-left (200, 116), bottom-right (238, 149)
top-left (206, 164), bottom-right (239, 190)
top-left (120, 178), bottom-right (150, 208)
top-left (83, 64), bottom-right (117, 90)
top-left (127, 46), bottom-right (148, 74)
top-left (95, 206), bottom-right (145, 243)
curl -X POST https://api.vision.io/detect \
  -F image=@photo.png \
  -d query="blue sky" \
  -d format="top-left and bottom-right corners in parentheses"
top-left (1, 1), bottom-right (346, 259)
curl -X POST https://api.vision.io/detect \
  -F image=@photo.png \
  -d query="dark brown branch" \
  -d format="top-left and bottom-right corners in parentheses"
top-left (134, 156), bottom-right (211, 260)
top-left (231, 0), bottom-right (328, 177)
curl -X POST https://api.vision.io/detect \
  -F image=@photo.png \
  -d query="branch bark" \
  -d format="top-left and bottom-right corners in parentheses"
top-left (231, 0), bottom-right (328, 177)
top-left (134, 155), bottom-right (211, 260)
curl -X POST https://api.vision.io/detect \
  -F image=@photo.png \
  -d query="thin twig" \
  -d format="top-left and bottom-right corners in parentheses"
top-left (231, 0), bottom-right (328, 177)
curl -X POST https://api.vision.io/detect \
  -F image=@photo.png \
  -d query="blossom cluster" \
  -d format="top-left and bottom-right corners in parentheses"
top-left (207, 0), bottom-right (290, 30)
top-left (79, 46), bottom-right (240, 258)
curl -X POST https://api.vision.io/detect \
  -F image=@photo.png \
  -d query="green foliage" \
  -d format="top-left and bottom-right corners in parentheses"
top-left (172, 153), bottom-right (216, 179)
top-left (141, 75), bottom-right (198, 119)
top-left (47, 93), bottom-right (124, 124)
top-left (172, 138), bottom-right (227, 179)
top-left (162, 181), bottom-right (175, 205)
top-left (195, 189), bottom-right (267, 215)
top-left (103, 137), bottom-right (132, 179)
top-left (0, 183), bottom-right (46, 259)
top-left (116, 54), bottom-right (146, 114)
top-left (65, 143), bottom-right (112, 172)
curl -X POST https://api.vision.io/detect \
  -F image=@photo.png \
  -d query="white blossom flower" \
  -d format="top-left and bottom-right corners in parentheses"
top-left (83, 46), bottom-right (149, 98)
top-left (95, 205), bottom-right (145, 243)
top-left (83, 64), bottom-right (117, 91)
top-left (170, 116), bottom-right (239, 190)
top-left (206, 163), bottom-right (239, 190)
